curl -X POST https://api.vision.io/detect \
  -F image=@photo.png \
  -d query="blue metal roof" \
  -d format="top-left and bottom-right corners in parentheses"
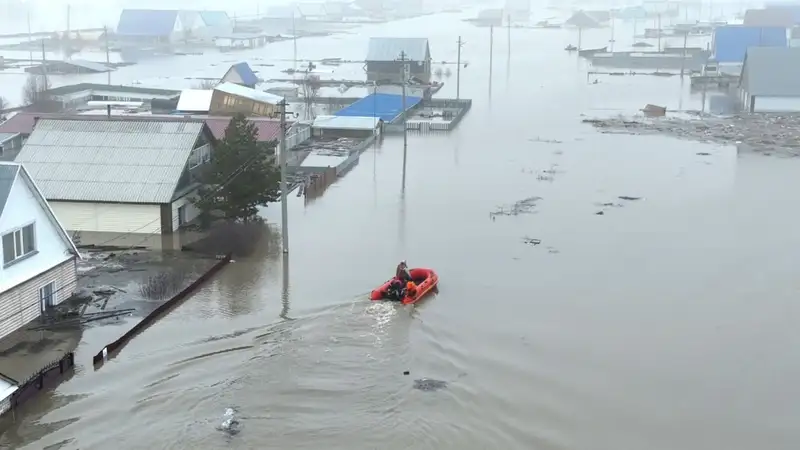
top-left (335, 93), bottom-right (422, 122)
top-left (117, 9), bottom-right (178, 37)
top-left (230, 62), bottom-right (258, 86)
top-left (712, 26), bottom-right (787, 63)
top-left (199, 11), bottom-right (230, 27)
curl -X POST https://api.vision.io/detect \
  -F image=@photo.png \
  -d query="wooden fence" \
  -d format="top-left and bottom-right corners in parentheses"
top-left (92, 254), bottom-right (232, 368)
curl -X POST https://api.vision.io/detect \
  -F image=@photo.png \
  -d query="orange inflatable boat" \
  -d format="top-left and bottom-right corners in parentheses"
top-left (370, 268), bottom-right (439, 305)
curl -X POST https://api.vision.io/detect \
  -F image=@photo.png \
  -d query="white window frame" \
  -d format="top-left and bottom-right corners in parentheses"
top-left (39, 281), bottom-right (56, 311)
top-left (2, 222), bottom-right (36, 266)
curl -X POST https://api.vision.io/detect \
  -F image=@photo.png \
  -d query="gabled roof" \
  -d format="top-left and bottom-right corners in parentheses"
top-left (0, 162), bottom-right (79, 257)
top-left (366, 37), bottom-right (430, 62)
top-left (117, 9), bottom-right (178, 37)
top-left (223, 62), bottom-right (259, 87)
top-left (740, 46), bottom-right (800, 96)
top-left (198, 11), bottom-right (231, 27)
top-left (177, 89), bottom-right (213, 112)
top-left (214, 82), bottom-right (283, 105)
top-left (565, 11), bottom-right (602, 29)
top-left (14, 118), bottom-right (208, 204)
top-left (712, 26), bottom-right (787, 63)
top-left (743, 8), bottom-right (795, 27)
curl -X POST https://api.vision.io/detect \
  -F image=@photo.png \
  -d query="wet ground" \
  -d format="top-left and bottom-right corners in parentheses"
top-left (4, 10), bottom-right (800, 450)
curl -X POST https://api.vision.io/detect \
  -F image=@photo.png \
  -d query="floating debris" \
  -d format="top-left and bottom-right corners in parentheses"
top-left (218, 408), bottom-right (240, 435)
top-left (697, 152), bottom-right (711, 156)
top-left (413, 378), bottom-right (448, 391)
top-left (582, 114), bottom-right (800, 157)
top-left (618, 196), bottom-right (641, 201)
top-left (595, 211), bottom-right (605, 215)
top-left (528, 137), bottom-right (563, 144)
top-left (490, 196), bottom-right (542, 217)
top-left (522, 237), bottom-right (542, 246)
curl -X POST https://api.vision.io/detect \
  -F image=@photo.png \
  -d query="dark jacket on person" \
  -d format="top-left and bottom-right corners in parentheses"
top-left (396, 264), bottom-right (410, 281)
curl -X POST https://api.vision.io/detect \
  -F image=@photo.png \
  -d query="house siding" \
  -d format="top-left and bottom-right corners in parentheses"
top-left (49, 201), bottom-right (162, 234)
top-left (0, 395), bottom-right (10, 415)
top-left (171, 195), bottom-right (200, 231)
top-left (752, 96), bottom-right (800, 112)
top-left (208, 90), bottom-right (277, 117)
top-left (366, 61), bottom-right (431, 83)
top-left (0, 259), bottom-right (76, 340)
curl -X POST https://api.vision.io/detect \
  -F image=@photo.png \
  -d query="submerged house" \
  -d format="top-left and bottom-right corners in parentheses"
top-left (197, 10), bottom-right (233, 41)
top-left (0, 161), bottom-right (80, 341)
top-left (210, 82), bottom-right (283, 117)
top-left (13, 118), bottom-right (215, 235)
top-left (711, 25), bottom-right (787, 74)
top-left (220, 62), bottom-right (259, 88)
top-left (366, 37), bottom-right (432, 84)
top-left (116, 9), bottom-right (187, 44)
top-left (738, 46), bottom-right (800, 112)
top-left (565, 11), bottom-right (602, 29)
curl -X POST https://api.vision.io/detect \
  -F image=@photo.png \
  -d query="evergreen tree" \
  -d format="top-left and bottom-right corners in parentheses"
top-left (194, 114), bottom-right (281, 222)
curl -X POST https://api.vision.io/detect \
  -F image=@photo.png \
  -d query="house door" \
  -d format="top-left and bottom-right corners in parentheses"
top-left (40, 282), bottom-right (55, 312)
top-left (177, 205), bottom-right (187, 227)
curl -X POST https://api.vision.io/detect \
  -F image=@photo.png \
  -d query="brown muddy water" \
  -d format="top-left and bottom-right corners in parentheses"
top-left (3, 13), bottom-right (800, 450)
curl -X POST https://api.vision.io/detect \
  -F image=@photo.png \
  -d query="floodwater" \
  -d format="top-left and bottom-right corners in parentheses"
top-left (4, 11), bottom-right (800, 450)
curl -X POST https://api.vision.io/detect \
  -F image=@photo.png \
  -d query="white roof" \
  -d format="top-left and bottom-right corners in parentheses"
top-left (312, 115), bottom-right (380, 130)
top-left (0, 377), bottom-right (17, 402)
top-left (301, 150), bottom-right (350, 168)
top-left (214, 82), bottom-right (284, 106)
top-left (177, 89), bottom-right (213, 112)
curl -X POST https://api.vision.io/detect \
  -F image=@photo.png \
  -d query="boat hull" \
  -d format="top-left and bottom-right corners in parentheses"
top-left (370, 268), bottom-right (439, 305)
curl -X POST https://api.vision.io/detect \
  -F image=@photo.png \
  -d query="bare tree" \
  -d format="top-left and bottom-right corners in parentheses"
top-left (22, 74), bottom-right (51, 106)
top-left (193, 79), bottom-right (219, 89)
top-left (0, 96), bottom-right (7, 112)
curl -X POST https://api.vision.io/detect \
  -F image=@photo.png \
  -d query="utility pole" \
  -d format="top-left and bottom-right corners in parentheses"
top-left (489, 25), bottom-right (494, 96)
top-left (399, 51), bottom-right (408, 191)
top-left (680, 31), bottom-right (688, 78)
top-left (456, 36), bottom-right (463, 100)
top-left (609, 15), bottom-right (615, 52)
top-left (27, 6), bottom-right (32, 66)
top-left (292, 12), bottom-right (297, 74)
top-left (657, 14), bottom-right (662, 52)
top-left (105, 26), bottom-right (110, 85)
top-left (40, 40), bottom-right (48, 88)
top-left (66, 4), bottom-right (70, 39)
top-left (506, 15), bottom-right (511, 60)
top-left (278, 100), bottom-right (289, 253)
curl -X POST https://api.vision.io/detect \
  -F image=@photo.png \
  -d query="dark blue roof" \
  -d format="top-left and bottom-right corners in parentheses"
top-left (712, 26), bottom-right (787, 63)
top-left (335, 93), bottom-right (422, 122)
top-left (117, 9), bottom-right (178, 37)
top-left (230, 62), bottom-right (258, 86)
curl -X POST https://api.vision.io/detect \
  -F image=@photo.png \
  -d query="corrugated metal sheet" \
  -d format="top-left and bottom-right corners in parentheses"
top-left (366, 38), bottom-right (429, 62)
top-left (0, 164), bottom-right (18, 217)
top-left (335, 93), bottom-right (422, 122)
top-left (177, 89), bottom-right (213, 112)
top-left (203, 117), bottom-right (284, 142)
top-left (214, 82), bottom-right (283, 105)
top-left (116, 9), bottom-right (178, 37)
top-left (14, 119), bottom-right (204, 204)
top-left (742, 46), bottom-right (800, 96)
top-left (67, 59), bottom-right (113, 72)
top-left (313, 115), bottom-right (380, 130)
top-left (712, 26), bottom-right (787, 63)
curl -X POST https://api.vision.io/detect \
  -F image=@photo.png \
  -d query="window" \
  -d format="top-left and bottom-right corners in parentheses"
top-left (2, 223), bottom-right (36, 265)
top-left (40, 281), bottom-right (55, 311)
top-left (223, 95), bottom-right (236, 107)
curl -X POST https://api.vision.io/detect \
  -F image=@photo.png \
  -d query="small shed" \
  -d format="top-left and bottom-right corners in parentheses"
top-left (210, 82), bottom-right (283, 117)
top-left (366, 37), bottom-right (432, 84)
top-left (739, 46), bottom-right (800, 112)
top-left (312, 115), bottom-right (382, 138)
top-left (335, 93), bottom-right (422, 123)
top-left (221, 62), bottom-right (259, 88)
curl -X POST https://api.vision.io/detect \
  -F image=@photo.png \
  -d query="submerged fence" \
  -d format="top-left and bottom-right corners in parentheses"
top-left (2, 352), bottom-right (75, 418)
top-left (92, 254), bottom-right (232, 368)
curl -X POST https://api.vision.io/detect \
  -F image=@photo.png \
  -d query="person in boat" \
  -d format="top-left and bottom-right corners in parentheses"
top-left (396, 260), bottom-right (412, 283)
top-left (406, 281), bottom-right (418, 299)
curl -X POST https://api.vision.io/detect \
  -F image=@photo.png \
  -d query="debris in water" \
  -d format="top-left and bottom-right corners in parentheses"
top-left (547, 247), bottom-right (560, 254)
top-left (528, 137), bottom-right (563, 144)
top-left (218, 408), bottom-right (240, 435)
top-left (403, 371), bottom-right (410, 375)
top-left (413, 378), bottom-right (448, 391)
top-left (522, 237), bottom-right (542, 246)
top-left (490, 196), bottom-right (542, 218)
top-left (618, 196), bottom-right (641, 201)
top-left (595, 211), bottom-right (605, 215)
top-left (696, 152), bottom-right (711, 156)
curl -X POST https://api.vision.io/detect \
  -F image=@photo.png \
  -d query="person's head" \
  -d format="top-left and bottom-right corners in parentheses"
top-left (400, 260), bottom-right (407, 267)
